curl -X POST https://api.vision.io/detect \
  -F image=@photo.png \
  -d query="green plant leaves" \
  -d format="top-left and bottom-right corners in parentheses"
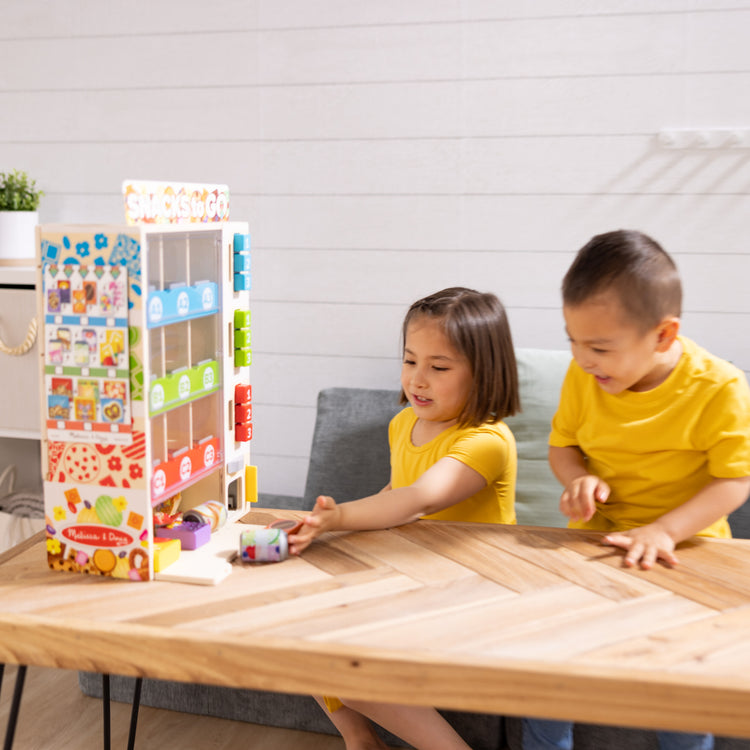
top-left (0, 169), bottom-right (44, 211)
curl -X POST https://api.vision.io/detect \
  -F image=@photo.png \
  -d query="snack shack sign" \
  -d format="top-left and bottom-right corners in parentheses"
top-left (123, 180), bottom-right (230, 225)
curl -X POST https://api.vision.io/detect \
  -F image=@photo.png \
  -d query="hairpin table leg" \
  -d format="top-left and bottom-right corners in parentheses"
top-left (127, 678), bottom-right (142, 750)
top-left (102, 674), bottom-right (110, 750)
top-left (3, 664), bottom-right (27, 750)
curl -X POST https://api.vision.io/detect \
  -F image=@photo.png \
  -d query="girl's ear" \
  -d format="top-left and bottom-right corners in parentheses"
top-left (656, 317), bottom-right (680, 352)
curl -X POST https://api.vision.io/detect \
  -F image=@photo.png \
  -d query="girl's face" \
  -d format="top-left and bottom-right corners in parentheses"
top-left (401, 316), bottom-right (473, 427)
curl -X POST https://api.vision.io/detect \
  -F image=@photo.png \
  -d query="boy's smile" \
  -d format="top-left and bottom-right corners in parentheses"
top-left (563, 292), bottom-right (682, 394)
top-left (401, 317), bottom-right (473, 430)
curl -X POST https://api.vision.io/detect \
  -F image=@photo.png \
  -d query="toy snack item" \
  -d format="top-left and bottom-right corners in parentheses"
top-left (157, 520), bottom-right (211, 550)
top-left (240, 528), bottom-right (288, 562)
top-left (267, 518), bottom-right (303, 534)
top-left (183, 499), bottom-right (227, 531)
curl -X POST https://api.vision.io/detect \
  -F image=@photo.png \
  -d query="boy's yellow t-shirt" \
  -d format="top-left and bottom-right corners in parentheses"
top-left (388, 406), bottom-right (517, 524)
top-left (550, 336), bottom-right (750, 537)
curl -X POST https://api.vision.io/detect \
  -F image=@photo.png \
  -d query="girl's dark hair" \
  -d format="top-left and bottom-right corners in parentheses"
top-left (563, 230), bottom-right (682, 330)
top-left (399, 287), bottom-right (520, 426)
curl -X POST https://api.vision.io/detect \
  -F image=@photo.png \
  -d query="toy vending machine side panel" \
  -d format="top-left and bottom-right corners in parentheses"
top-left (223, 222), bottom-right (254, 511)
top-left (37, 224), bottom-right (153, 581)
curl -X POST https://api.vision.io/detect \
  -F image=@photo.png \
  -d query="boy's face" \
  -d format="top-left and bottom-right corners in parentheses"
top-left (563, 292), bottom-right (679, 394)
top-left (401, 316), bottom-right (473, 426)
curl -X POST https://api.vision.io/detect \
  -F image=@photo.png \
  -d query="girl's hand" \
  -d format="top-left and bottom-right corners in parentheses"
top-left (287, 495), bottom-right (341, 555)
top-left (559, 475), bottom-right (610, 522)
top-left (602, 523), bottom-right (679, 570)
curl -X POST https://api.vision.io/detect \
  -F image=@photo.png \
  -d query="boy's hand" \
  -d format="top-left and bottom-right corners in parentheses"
top-left (559, 475), bottom-right (610, 522)
top-left (602, 524), bottom-right (679, 570)
top-left (287, 495), bottom-right (341, 555)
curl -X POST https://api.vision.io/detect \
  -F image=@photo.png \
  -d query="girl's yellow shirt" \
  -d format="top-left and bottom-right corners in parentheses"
top-left (389, 406), bottom-right (517, 525)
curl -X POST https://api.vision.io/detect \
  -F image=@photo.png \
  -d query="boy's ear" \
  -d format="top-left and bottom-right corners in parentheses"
top-left (655, 317), bottom-right (680, 352)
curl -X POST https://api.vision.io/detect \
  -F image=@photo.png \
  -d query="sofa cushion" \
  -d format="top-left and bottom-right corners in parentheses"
top-left (729, 498), bottom-right (750, 539)
top-left (506, 348), bottom-right (571, 527)
top-left (302, 387), bottom-right (403, 509)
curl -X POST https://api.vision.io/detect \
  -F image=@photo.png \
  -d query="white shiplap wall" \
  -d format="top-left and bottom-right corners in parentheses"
top-left (2, 1), bottom-right (749, 498)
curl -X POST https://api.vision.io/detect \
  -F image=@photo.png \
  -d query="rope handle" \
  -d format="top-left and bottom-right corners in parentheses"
top-left (0, 316), bottom-right (38, 356)
top-left (0, 464), bottom-right (16, 496)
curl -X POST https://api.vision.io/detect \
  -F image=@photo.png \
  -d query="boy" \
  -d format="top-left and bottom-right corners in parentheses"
top-left (523, 230), bottom-right (750, 750)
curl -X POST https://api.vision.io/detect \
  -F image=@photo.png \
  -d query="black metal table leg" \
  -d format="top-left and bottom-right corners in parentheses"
top-left (3, 667), bottom-right (141, 750)
top-left (126, 678), bottom-right (142, 750)
top-left (102, 674), bottom-right (111, 750)
top-left (3, 664), bottom-right (27, 750)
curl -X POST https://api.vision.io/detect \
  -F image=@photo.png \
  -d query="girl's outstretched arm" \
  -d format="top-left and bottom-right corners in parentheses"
top-left (288, 457), bottom-right (486, 554)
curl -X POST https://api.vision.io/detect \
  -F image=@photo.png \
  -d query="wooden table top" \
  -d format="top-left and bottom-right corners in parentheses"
top-left (2, 508), bottom-right (750, 737)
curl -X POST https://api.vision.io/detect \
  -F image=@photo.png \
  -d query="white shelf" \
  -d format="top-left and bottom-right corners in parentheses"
top-left (0, 428), bottom-right (41, 440)
top-left (1, 266), bottom-right (37, 286)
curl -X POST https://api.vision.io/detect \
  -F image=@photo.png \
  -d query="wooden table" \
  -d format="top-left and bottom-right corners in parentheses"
top-left (2, 508), bottom-right (750, 739)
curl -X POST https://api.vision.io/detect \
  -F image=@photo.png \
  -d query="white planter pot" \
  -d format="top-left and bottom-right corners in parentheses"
top-left (0, 211), bottom-right (39, 265)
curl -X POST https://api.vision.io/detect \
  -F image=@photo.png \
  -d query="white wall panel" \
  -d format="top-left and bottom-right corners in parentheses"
top-left (251, 301), bottom-right (404, 358)
top-left (253, 403), bottom-right (315, 457)
top-left (258, 25), bottom-right (462, 85)
top-left (259, 82), bottom-right (464, 140)
top-left (462, 15), bottom-right (685, 78)
top-left (687, 73), bottom-right (750, 122)
top-left (253, 249), bottom-right (568, 307)
top-left (680, 313), bottom-right (750, 373)
top-left (252, 354), bottom-right (401, 407)
top-left (259, 0), bottom-right (463, 28)
top-left (461, 138), bottom-right (750, 195)
top-left (2, 1), bottom-right (749, 500)
top-left (0, 143), bottom-right (262, 194)
top-left (254, 194), bottom-right (750, 255)
top-left (254, 195), bottom-right (464, 250)
top-left (254, 452), bottom-right (310, 498)
top-left (6, 137), bottom-right (750, 204)
top-left (0, 90), bottom-right (262, 142)
top-left (4, 72), bottom-right (731, 145)
top-left (3, 0), bottom-right (261, 37)
top-left (258, 2), bottom-right (749, 29)
top-left (0, 34), bottom-right (260, 91)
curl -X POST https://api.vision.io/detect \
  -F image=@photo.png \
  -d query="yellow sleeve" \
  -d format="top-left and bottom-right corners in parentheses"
top-left (323, 696), bottom-right (344, 712)
top-left (549, 361), bottom-right (583, 448)
top-left (447, 424), bottom-right (512, 484)
top-left (697, 376), bottom-right (750, 478)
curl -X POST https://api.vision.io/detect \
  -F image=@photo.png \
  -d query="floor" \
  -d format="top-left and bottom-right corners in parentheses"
top-left (0, 664), bottom-right (358, 749)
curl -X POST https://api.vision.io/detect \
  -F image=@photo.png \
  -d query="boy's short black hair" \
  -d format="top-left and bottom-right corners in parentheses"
top-left (563, 230), bottom-right (682, 330)
top-left (400, 287), bottom-right (520, 425)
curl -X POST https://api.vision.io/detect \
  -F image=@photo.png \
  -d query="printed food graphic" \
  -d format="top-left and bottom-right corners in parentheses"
top-left (45, 485), bottom-right (147, 580)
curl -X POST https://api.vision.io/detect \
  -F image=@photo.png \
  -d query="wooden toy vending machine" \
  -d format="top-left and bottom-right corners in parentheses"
top-left (37, 181), bottom-right (254, 582)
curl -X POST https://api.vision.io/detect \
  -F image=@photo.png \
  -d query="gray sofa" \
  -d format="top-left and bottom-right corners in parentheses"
top-left (80, 348), bottom-right (750, 749)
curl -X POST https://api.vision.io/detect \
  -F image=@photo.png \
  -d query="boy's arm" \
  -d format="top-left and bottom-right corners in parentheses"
top-left (549, 445), bottom-right (611, 522)
top-left (604, 475), bottom-right (750, 570)
top-left (288, 457), bottom-right (487, 554)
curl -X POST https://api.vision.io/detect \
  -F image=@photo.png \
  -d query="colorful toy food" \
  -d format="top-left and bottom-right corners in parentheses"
top-left (95, 494), bottom-right (123, 527)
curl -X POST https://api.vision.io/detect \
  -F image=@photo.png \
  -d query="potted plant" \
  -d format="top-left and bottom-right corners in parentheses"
top-left (0, 169), bottom-right (44, 265)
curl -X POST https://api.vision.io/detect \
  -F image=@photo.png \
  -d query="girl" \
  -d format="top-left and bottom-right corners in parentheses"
top-left (289, 287), bottom-right (521, 750)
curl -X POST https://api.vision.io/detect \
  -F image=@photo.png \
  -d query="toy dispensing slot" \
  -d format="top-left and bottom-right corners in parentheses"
top-left (227, 475), bottom-right (241, 510)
